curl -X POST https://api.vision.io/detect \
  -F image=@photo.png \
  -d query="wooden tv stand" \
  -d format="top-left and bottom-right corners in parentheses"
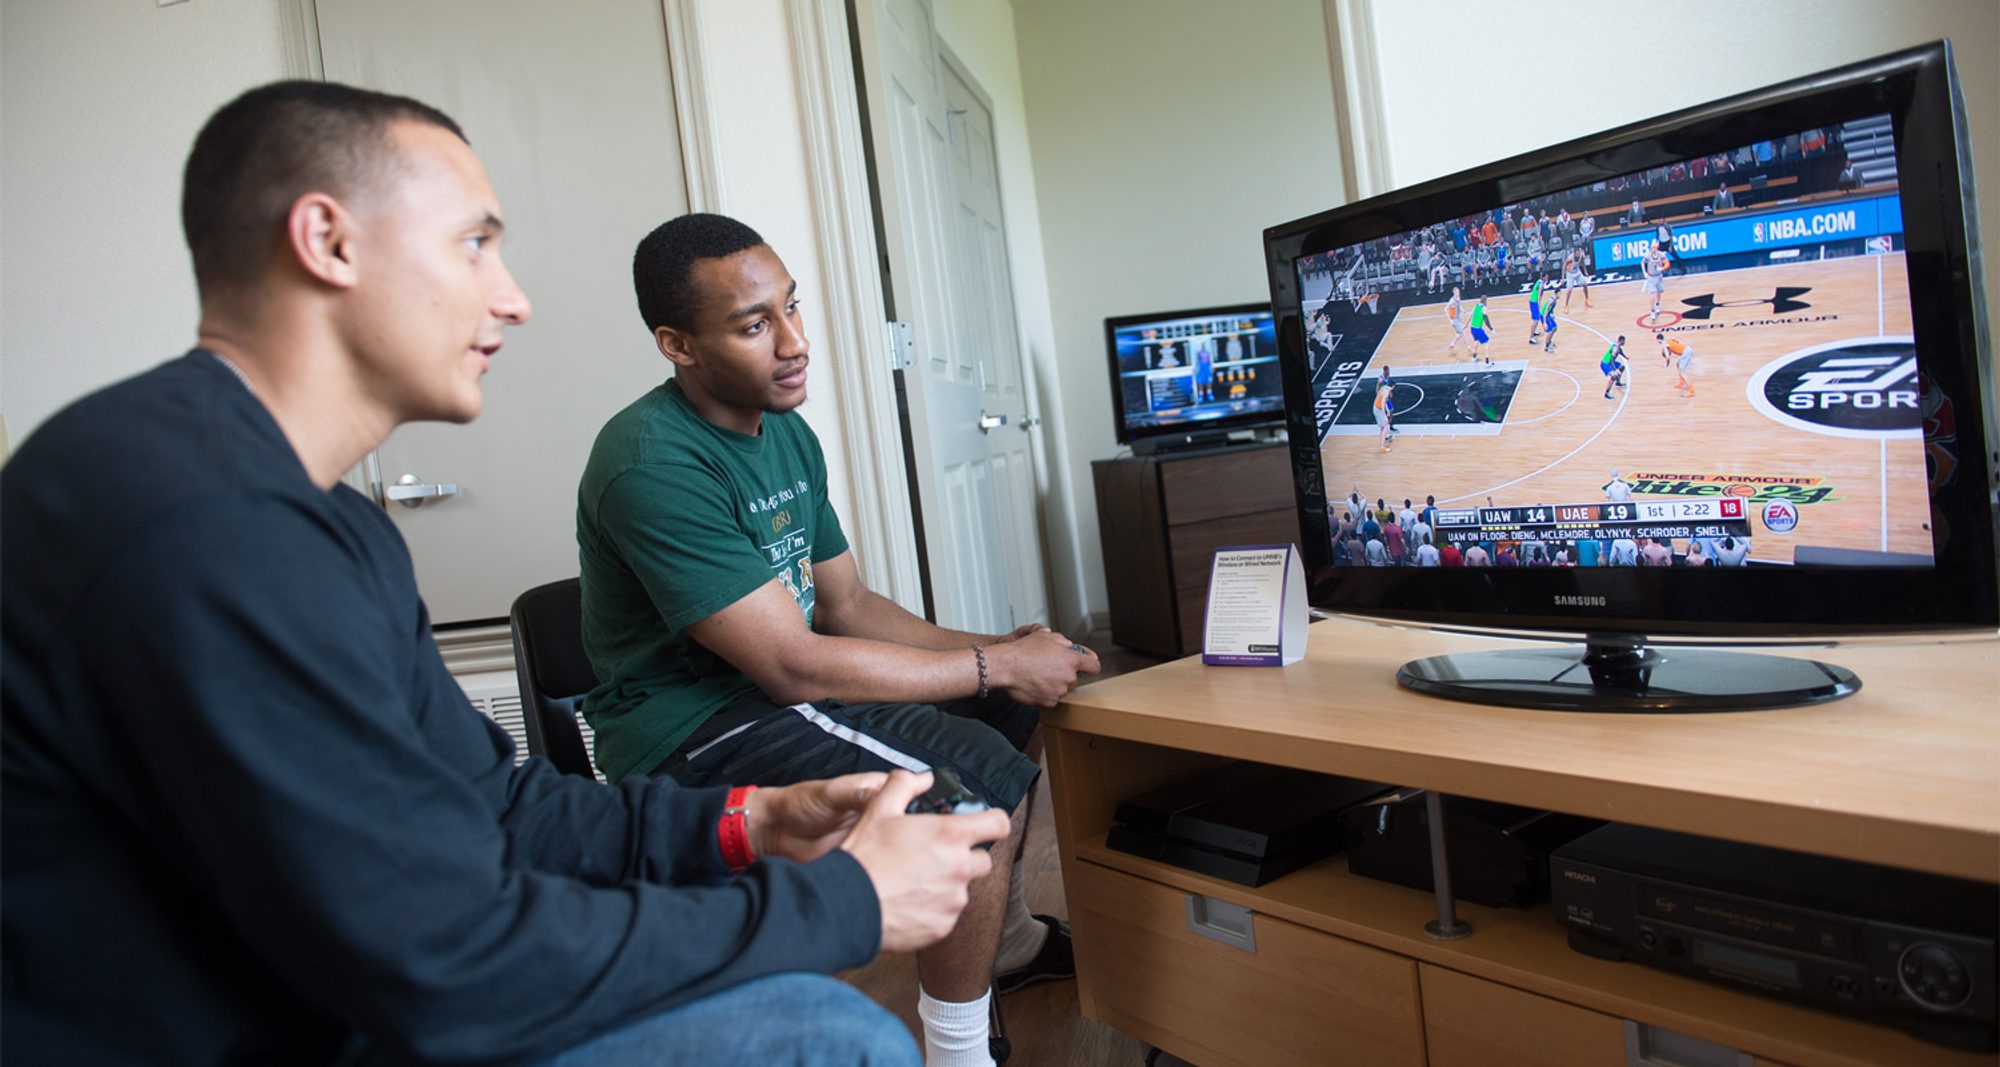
top-left (1045, 620), bottom-right (1999, 1067)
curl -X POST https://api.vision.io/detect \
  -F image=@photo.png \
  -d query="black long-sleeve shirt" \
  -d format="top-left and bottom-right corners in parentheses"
top-left (2, 352), bottom-right (880, 1065)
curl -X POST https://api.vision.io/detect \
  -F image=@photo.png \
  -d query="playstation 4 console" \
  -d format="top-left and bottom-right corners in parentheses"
top-left (1107, 763), bottom-right (1389, 886)
top-left (1338, 790), bottom-right (1602, 907)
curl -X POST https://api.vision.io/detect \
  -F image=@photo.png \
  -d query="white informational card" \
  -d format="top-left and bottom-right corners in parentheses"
top-left (1201, 544), bottom-right (1307, 666)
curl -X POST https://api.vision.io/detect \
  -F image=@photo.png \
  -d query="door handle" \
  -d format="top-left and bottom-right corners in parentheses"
top-left (978, 411), bottom-right (1007, 432)
top-left (386, 474), bottom-right (460, 508)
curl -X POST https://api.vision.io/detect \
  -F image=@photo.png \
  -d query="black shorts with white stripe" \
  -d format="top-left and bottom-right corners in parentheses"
top-left (653, 690), bottom-right (1042, 814)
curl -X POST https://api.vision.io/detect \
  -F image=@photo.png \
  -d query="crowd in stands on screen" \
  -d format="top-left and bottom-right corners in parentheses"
top-left (1324, 503), bottom-right (1752, 569)
top-left (1308, 126), bottom-right (1857, 304)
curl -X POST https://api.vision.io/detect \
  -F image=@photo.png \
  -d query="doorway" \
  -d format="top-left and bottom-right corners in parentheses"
top-left (852, 0), bottom-right (1051, 633)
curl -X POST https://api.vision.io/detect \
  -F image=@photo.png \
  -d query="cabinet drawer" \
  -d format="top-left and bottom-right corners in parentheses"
top-left (1069, 859), bottom-right (1424, 1067)
top-left (1158, 446), bottom-right (1293, 525)
top-left (1424, 965), bottom-right (1778, 1067)
top-left (1422, 964), bottom-right (1626, 1067)
top-left (1167, 508), bottom-right (1302, 590)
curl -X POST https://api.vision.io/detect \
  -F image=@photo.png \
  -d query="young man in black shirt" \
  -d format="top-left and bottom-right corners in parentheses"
top-left (1, 81), bottom-right (1004, 1066)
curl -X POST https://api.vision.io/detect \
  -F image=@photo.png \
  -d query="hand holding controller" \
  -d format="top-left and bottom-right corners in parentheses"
top-left (838, 770), bottom-right (1007, 953)
top-left (905, 767), bottom-right (989, 815)
top-left (905, 768), bottom-right (996, 849)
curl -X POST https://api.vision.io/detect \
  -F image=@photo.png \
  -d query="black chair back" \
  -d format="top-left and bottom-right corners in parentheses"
top-left (508, 578), bottom-right (598, 778)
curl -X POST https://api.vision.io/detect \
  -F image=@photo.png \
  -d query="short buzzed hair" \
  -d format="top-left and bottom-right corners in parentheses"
top-left (181, 80), bottom-right (465, 299)
top-left (632, 213), bottom-right (767, 334)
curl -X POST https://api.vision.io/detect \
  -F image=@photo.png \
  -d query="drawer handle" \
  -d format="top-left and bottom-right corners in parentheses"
top-left (1622, 1021), bottom-right (1751, 1067)
top-left (1185, 894), bottom-right (1256, 953)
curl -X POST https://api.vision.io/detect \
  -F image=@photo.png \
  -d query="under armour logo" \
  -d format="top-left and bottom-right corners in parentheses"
top-left (1679, 287), bottom-right (1813, 320)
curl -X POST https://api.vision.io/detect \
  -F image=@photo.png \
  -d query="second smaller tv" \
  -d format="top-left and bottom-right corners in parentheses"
top-left (1106, 303), bottom-right (1283, 452)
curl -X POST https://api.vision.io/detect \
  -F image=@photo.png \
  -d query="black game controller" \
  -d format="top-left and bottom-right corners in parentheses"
top-left (905, 768), bottom-right (996, 850)
top-left (905, 767), bottom-right (990, 816)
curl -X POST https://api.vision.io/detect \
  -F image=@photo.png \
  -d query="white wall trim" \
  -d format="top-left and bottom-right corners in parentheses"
top-left (282, 1), bottom-right (324, 80)
top-left (661, 0), bottom-right (724, 213)
top-left (784, 0), bottom-right (925, 611)
top-left (1325, 0), bottom-right (1391, 199)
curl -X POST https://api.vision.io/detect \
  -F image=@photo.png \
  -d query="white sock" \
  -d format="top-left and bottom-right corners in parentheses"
top-left (918, 987), bottom-right (993, 1067)
top-left (993, 858), bottom-right (1048, 973)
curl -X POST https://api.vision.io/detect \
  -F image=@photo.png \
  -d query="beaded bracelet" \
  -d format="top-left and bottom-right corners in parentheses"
top-left (971, 643), bottom-right (989, 699)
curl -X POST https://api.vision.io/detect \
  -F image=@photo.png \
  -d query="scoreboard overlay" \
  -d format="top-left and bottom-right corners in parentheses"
top-left (1432, 498), bottom-right (1754, 546)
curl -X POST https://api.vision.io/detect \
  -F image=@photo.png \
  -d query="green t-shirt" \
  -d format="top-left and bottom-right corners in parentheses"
top-left (576, 379), bottom-right (849, 782)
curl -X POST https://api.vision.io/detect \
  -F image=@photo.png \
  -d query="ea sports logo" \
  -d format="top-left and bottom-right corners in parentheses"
top-left (1762, 499), bottom-right (1800, 534)
top-left (1746, 337), bottom-right (1923, 439)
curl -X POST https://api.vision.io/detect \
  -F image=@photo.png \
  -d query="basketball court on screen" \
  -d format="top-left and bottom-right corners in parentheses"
top-left (1312, 253), bottom-right (1929, 560)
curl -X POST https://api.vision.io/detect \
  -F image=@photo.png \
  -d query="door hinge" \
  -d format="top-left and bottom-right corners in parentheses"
top-left (884, 320), bottom-right (915, 372)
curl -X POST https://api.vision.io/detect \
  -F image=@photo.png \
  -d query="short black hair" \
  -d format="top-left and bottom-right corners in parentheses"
top-left (632, 213), bottom-right (767, 334)
top-left (182, 80), bottom-right (465, 300)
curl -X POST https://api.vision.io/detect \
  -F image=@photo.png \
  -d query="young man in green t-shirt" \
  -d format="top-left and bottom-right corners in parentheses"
top-left (578, 213), bottom-right (1098, 1066)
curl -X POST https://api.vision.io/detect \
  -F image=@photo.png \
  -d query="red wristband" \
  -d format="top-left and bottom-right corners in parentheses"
top-left (718, 785), bottom-right (758, 873)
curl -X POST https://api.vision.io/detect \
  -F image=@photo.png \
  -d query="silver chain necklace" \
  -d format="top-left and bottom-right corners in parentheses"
top-left (208, 350), bottom-right (256, 396)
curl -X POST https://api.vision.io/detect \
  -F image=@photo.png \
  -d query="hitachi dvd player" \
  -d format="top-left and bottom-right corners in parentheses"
top-left (1551, 824), bottom-right (1997, 1051)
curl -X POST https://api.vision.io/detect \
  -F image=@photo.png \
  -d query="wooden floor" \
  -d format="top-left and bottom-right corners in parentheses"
top-left (1325, 255), bottom-right (1928, 559)
top-left (840, 631), bottom-right (1170, 1066)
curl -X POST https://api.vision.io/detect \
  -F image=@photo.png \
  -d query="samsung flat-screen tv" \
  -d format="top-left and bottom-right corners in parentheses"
top-left (1106, 303), bottom-right (1284, 452)
top-left (1262, 42), bottom-right (1995, 711)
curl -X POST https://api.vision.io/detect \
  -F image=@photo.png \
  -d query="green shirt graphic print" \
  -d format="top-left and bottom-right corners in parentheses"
top-left (576, 379), bottom-right (849, 782)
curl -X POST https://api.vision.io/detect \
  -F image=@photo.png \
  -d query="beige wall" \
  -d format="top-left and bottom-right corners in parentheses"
top-left (1367, 0), bottom-right (2000, 339)
top-left (1013, 0), bottom-right (1346, 617)
top-left (0, 0), bottom-right (295, 442)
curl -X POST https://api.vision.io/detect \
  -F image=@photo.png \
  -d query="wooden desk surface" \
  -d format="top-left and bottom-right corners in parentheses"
top-left (1052, 619), bottom-right (2000, 882)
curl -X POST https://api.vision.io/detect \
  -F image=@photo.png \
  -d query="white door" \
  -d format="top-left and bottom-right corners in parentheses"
top-left (938, 54), bottom-right (1049, 631)
top-left (854, 0), bottom-right (1047, 633)
top-left (315, 0), bottom-right (688, 623)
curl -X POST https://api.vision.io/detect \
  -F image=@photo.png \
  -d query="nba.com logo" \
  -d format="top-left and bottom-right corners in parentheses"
top-left (1762, 499), bottom-right (1800, 534)
top-left (1746, 337), bottom-right (1923, 440)
top-left (1753, 221), bottom-right (1765, 242)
